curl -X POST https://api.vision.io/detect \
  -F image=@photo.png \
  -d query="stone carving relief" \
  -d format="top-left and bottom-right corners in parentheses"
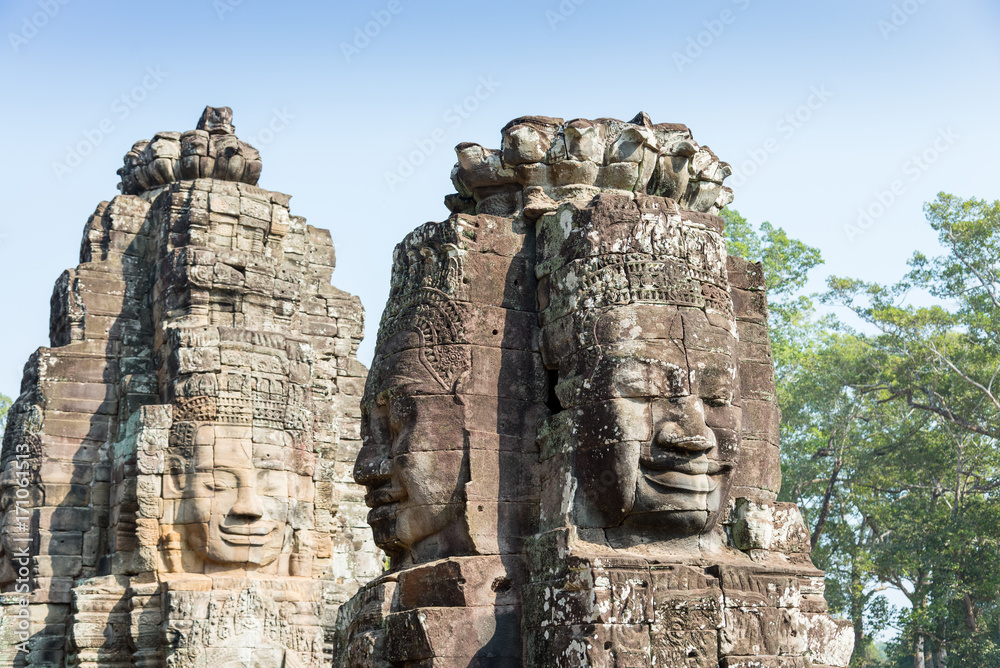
top-left (0, 108), bottom-right (854, 667)
top-left (534, 194), bottom-right (740, 543)
top-left (338, 114), bottom-right (854, 667)
top-left (335, 214), bottom-right (545, 666)
top-left (163, 581), bottom-right (327, 667)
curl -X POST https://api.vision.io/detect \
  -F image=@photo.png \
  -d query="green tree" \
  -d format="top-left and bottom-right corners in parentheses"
top-left (727, 196), bottom-right (1000, 666)
top-left (723, 210), bottom-right (885, 655)
top-left (721, 208), bottom-right (826, 388)
top-left (822, 194), bottom-right (1000, 666)
top-left (0, 393), bottom-right (11, 435)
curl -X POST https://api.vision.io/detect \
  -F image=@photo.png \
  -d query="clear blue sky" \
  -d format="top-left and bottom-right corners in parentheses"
top-left (1, 0), bottom-right (997, 392)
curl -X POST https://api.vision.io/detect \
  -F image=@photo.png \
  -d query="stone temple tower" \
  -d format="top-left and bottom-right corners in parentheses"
top-left (0, 107), bottom-right (381, 666)
top-left (336, 113), bottom-right (854, 667)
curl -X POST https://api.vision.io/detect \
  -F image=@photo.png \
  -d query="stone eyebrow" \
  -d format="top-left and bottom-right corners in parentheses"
top-left (374, 376), bottom-right (427, 404)
top-left (252, 458), bottom-right (287, 471)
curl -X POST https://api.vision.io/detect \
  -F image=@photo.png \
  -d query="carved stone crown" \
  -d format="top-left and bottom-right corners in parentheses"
top-left (447, 112), bottom-right (734, 220)
top-left (170, 389), bottom-right (309, 432)
top-left (375, 218), bottom-right (473, 355)
top-left (117, 106), bottom-right (262, 196)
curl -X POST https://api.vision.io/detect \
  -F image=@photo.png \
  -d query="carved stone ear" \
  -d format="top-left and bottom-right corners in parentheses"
top-left (162, 454), bottom-right (188, 500)
top-left (451, 368), bottom-right (471, 401)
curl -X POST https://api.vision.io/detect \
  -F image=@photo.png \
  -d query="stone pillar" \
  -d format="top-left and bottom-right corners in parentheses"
top-left (335, 213), bottom-right (546, 666)
top-left (0, 107), bottom-right (380, 666)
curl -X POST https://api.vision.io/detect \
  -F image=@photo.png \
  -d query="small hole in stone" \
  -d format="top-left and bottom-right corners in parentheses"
top-left (491, 577), bottom-right (512, 593)
top-left (492, 329), bottom-right (498, 335)
top-left (478, 505), bottom-right (484, 512)
top-left (604, 642), bottom-right (612, 650)
top-left (688, 650), bottom-right (698, 658)
top-left (513, 279), bottom-right (519, 286)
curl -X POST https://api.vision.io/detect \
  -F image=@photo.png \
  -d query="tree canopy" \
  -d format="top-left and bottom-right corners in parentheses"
top-left (724, 194), bottom-right (1000, 667)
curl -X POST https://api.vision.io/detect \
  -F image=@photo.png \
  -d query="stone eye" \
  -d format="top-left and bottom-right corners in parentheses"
top-left (207, 471), bottom-right (238, 491)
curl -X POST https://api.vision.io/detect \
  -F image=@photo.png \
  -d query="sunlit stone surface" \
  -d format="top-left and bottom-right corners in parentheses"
top-left (0, 107), bottom-right (381, 667)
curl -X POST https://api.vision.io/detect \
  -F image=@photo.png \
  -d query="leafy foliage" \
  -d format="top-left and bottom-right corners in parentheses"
top-left (820, 194), bottom-right (1000, 666)
top-left (0, 393), bottom-right (10, 435)
top-left (726, 195), bottom-right (1000, 666)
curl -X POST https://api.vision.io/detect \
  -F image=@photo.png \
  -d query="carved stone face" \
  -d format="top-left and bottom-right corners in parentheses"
top-left (355, 341), bottom-right (470, 565)
top-left (570, 306), bottom-right (740, 535)
top-left (167, 423), bottom-right (302, 567)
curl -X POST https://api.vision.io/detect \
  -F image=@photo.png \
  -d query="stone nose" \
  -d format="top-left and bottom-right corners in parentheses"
top-left (653, 396), bottom-right (716, 453)
top-left (231, 483), bottom-right (264, 520)
top-left (353, 442), bottom-right (392, 487)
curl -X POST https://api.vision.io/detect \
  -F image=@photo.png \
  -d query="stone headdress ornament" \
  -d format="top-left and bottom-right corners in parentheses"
top-left (373, 218), bottom-right (475, 392)
top-left (539, 196), bottom-right (735, 331)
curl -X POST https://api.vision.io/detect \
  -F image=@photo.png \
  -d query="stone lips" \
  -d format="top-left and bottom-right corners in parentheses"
top-left (447, 112), bottom-right (735, 220)
top-left (117, 106), bottom-right (263, 196)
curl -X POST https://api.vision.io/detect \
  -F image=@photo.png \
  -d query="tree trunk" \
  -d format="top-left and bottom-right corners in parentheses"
top-left (852, 608), bottom-right (864, 660)
top-left (963, 592), bottom-right (978, 633)
top-left (914, 634), bottom-right (926, 668)
top-left (810, 460), bottom-right (842, 550)
top-left (935, 645), bottom-right (948, 668)
top-left (850, 559), bottom-right (865, 654)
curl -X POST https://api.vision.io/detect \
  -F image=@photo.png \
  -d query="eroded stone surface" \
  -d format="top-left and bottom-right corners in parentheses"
top-left (447, 113), bottom-right (734, 221)
top-left (0, 107), bottom-right (380, 666)
top-left (0, 109), bottom-right (850, 666)
top-left (334, 213), bottom-right (545, 666)
top-left (117, 106), bottom-right (262, 196)
top-left (339, 114), bottom-right (851, 667)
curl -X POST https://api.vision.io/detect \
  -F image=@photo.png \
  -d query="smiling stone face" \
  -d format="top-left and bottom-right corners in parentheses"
top-left (534, 194), bottom-right (742, 540)
top-left (565, 306), bottom-right (740, 534)
top-left (162, 383), bottom-right (318, 571)
top-left (166, 424), bottom-right (296, 567)
top-left (352, 213), bottom-right (545, 572)
top-left (354, 340), bottom-right (471, 565)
